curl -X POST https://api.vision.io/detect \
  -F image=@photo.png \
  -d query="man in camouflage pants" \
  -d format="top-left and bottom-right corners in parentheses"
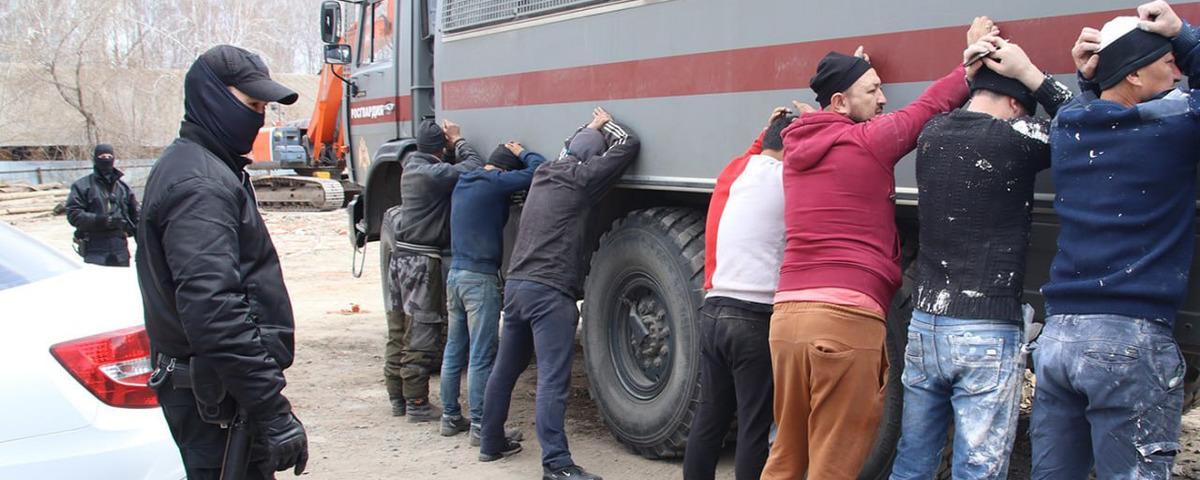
top-left (385, 119), bottom-right (484, 421)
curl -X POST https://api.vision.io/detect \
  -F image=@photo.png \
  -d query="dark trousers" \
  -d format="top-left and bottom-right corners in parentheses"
top-left (683, 302), bottom-right (774, 480)
top-left (155, 384), bottom-right (272, 480)
top-left (82, 235), bottom-right (130, 266)
top-left (480, 279), bottom-right (579, 469)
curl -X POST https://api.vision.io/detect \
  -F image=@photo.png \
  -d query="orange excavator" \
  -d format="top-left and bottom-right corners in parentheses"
top-left (246, 58), bottom-right (358, 211)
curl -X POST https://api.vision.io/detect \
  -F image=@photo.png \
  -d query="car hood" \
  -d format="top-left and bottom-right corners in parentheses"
top-left (0, 266), bottom-right (145, 443)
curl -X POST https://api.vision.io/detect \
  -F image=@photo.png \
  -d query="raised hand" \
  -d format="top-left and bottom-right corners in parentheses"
top-left (1138, 0), bottom-right (1183, 38)
top-left (1072, 27), bottom-right (1102, 79)
top-left (967, 16), bottom-right (1000, 45)
top-left (442, 119), bottom-right (462, 144)
top-left (586, 107), bottom-right (612, 130)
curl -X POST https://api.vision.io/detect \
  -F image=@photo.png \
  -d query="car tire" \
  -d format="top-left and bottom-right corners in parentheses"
top-left (582, 207), bottom-right (705, 459)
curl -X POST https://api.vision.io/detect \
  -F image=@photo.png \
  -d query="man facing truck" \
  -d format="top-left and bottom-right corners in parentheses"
top-left (441, 141), bottom-right (545, 443)
top-left (479, 107), bottom-right (640, 480)
top-left (762, 18), bottom-right (998, 478)
top-left (385, 118), bottom-right (485, 422)
top-left (1034, 2), bottom-right (1200, 476)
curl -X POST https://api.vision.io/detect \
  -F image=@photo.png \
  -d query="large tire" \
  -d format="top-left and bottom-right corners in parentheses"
top-left (582, 207), bottom-right (706, 459)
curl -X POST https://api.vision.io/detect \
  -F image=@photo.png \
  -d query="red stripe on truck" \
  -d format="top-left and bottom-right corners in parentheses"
top-left (349, 95), bottom-right (413, 125)
top-left (441, 4), bottom-right (1200, 110)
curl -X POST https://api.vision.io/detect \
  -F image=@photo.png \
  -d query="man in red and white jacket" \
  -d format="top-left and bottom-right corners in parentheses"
top-left (761, 18), bottom-right (999, 479)
top-left (685, 104), bottom-right (809, 480)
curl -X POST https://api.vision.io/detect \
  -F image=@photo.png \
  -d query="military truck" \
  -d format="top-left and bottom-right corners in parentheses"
top-left (327, 0), bottom-right (1200, 476)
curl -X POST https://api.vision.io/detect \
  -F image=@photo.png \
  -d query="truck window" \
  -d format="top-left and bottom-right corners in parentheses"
top-left (358, 0), bottom-right (395, 66)
top-left (441, 0), bottom-right (613, 33)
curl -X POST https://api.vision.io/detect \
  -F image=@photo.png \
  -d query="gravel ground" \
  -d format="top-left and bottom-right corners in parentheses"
top-left (9, 209), bottom-right (1200, 479)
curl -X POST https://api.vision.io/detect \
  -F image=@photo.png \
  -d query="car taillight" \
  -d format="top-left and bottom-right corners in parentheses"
top-left (49, 326), bottom-right (158, 408)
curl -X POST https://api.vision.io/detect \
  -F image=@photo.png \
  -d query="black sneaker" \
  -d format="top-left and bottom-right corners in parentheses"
top-left (405, 399), bottom-right (442, 423)
top-left (469, 423), bottom-right (524, 447)
top-left (543, 464), bottom-right (602, 480)
top-left (390, 398), bottom-right (405, 417)
top-left (440, 414), bottom-right (470, 436)
top-left (478, 439), bottom-right (522, 462)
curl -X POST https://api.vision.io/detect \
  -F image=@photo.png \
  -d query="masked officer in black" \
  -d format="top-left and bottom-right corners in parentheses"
top-left (65, 144), bottom-right (138, 266)
top-left (137, 45), bottom-right (307, 479)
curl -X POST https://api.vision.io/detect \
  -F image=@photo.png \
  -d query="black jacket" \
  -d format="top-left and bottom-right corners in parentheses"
top-left (507, 122), bottom-right (640, 298)
top-left (66, 170), bottom-right (138, 238)
top-left (136, 121), bottom-right (296, 419)
top-left (396, 139), bottom-right (485, 248)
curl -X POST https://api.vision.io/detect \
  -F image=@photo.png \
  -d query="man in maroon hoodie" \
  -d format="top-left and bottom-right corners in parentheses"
top-left (760, 19), bottom-right (999, 479)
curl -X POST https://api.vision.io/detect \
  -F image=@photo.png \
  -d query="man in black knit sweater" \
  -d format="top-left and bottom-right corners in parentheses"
top-left (888, 38), bottom-right (1073, 479)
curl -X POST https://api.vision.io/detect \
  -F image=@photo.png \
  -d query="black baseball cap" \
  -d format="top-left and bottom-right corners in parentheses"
top-left (200, 45), bottom-right (299, 105)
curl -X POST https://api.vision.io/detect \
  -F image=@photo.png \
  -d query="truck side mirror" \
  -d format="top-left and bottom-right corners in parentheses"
top-left (320, 1), bottom-right (342, 44)
top-left (324, 44), bottom-right (352, 65)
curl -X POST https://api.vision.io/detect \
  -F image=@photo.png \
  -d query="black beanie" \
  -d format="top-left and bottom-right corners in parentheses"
top-left (1095, 17), bottom-right (1173, 91)
top-left (811, 52), bottom-right (873, 108)
top-left (487, 145), bottom-right (523, 170)
top-left (970, 66), bottom-right (1037, 114)
top-left (93, 144), bottom-right (114, 160)
top-left (416, 119), bottom-right (447, 154)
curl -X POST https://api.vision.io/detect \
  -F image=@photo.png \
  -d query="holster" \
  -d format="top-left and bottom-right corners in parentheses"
top-left (149, 354), bottom-right (239, 425)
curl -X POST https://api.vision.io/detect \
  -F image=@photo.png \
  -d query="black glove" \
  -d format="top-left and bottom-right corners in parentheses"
top-left (103, 213), bottom-right (122, 229)
top-left (256, 412), bottom-right (308, 475)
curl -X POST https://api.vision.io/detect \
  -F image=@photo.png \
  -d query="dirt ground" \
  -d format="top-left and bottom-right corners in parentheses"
top-left (11, 209), bottom-right (1200, 479)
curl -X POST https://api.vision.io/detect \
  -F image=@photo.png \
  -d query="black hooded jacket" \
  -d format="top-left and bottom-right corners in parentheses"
top-left (135, 120), bottom-right (296, 419)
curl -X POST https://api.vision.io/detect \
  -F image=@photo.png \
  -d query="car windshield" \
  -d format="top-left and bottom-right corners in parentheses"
top-left (0, 223), bottom-right (81, 291)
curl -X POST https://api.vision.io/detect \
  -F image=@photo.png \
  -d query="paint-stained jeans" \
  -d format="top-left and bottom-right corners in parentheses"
top-left (1031, 314), bottom-right (1185, 480)
top-left (889, 310), bottom-right (1024, 480)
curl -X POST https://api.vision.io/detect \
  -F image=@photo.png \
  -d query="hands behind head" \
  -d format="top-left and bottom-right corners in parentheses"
top-left (967, 16), bottom-right (1000, 46)
top-left (981, 38), bottom-right (1047, 89)
top-left (586, 107), bottom-right (612, 130)
top-left (963, 35), bottom-right (1002, 80)
top-left (504, 141), bottom-right (524, 156)
top-left (852, 45), bottom-right (870, 64)
top-left (791, 100), bottom-right (817, 115)
top-left (1071, 27), bottom-right (1102, 80)
top-left (1137, 0), bottom-right (1183, 38)
top-left (442, 119), bottom-right (462, 144)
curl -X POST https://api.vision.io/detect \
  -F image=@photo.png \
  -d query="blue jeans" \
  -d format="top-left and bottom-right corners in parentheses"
top-left (440, 269), bottom-right (502, 423)
top-left (1031, 314), bottom-right (1185, 479)
top-left (889, 310), bottom-right (1024, 480)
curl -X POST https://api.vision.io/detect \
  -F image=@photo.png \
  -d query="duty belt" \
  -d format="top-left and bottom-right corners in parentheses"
top-left (148, 353), bottom-right (193, 389)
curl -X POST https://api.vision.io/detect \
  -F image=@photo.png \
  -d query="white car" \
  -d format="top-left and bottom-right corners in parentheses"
top-left (0, 223), bottom-right (185, 479)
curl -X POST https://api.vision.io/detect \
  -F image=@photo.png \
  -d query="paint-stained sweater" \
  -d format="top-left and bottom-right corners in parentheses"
top-left (913, 75), bottom-right (1072, 321)
top-left (776, 65), bottom-right (969, 311)
top-left (1043, 26), bottom-right (1200, 324)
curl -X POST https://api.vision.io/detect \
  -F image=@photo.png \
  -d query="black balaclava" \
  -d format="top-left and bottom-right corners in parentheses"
top-left (93, 144), bottom-right (115, 176)
top-left (183, 59), bottom-right (264, 156)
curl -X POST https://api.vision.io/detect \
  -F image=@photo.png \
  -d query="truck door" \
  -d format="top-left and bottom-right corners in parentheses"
top-left (346, 0), bottom-right (403, 184)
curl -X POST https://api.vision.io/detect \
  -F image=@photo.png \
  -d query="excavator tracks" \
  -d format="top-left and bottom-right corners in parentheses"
top-left (252, 175), bottom-right (346, 212)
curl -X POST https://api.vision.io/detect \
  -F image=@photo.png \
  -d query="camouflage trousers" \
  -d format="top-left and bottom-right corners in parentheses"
top-left (385, 250), bottom-right (447, 401)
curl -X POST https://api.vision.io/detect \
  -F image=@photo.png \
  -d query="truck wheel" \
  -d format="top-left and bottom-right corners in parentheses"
top-left (582, 207), bottom-right (705, 459)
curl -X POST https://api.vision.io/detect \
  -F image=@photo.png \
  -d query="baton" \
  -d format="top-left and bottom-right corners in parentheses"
top-left (220, 410), bottom-right (252, 480)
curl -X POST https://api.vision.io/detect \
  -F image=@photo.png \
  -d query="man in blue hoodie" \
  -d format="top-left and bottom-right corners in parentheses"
top-left (440, 142), bottom-right (544, 444)
top-left (1036, 1), bottom-right (1200, 477)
